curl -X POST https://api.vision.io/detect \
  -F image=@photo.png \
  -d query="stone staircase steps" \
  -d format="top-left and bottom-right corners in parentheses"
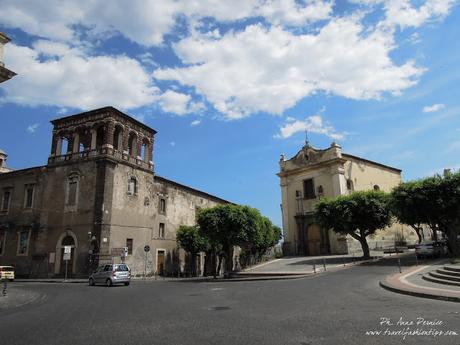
top-left (422, 274), bottom-right (460, 287)
top-left (444, 265), bottom-right (460, 273)
top-left (429, 271), bottom-right (460, 282)
top-left (422, 265), bottom-right (460, 287)
top-left (436, 268), bottom-right (460, 277)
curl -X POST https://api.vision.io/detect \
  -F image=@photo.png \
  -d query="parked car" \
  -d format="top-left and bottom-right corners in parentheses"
top-left (0, 266), bottom-right (15, 281)
top-left (415, 241), bottom-right (446, 258)
top-left (89, 264), bottom-right (130, 287)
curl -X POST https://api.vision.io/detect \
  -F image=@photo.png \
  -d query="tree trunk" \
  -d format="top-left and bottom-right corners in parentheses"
top-left (224, 246), bottom-right (234, 278)
top-left (218, 255), bottom-right (223, 276)
top-left (190, 252), bottom-right (196, 277)
top-left (410, 225), bottom-right (423, 244)
top-left (446, 227), bottom-right (460, 258)
top-left (359, 238), bottom-right (370, 259)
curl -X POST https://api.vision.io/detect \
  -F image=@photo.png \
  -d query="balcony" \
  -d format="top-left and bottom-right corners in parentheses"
top-left (47, 147), bottom-right (153, 171)
top-left (295, 197), bottom-right (318, 215)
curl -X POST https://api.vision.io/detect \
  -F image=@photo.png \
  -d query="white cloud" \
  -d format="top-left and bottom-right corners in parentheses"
top-left (190, 120), bottom-right (202, 126)
top-left (422, 103), bottom-right (445, 113)
top-left (155, 18), bottom-right (423, 119)
top-left (26, 123), bottom-right (39, 134)
top-left (352, 0), bottom-right (455, 29)
top-left (158, 90), bottom-right (191, 115)
top-left (2, 44), bottom-right (158, 110)
top-left (275, 113), bottom-right (345, 140)
top-left (0, 0), bottom-right (333, 47)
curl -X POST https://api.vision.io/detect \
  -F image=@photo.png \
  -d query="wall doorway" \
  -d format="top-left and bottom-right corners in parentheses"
top-left (156, 250), bottom-right (165, 275)
top-left (307, 224), bottom-right (321, 256)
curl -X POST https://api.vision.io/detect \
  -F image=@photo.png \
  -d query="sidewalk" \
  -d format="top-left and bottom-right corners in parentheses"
top-left (380, 259), bottom-right (460, 303)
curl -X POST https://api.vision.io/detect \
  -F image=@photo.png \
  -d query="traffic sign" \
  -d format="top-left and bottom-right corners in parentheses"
top-left (144, 245), bottom-right (150, 252)
top-left (63, 252), bottom-right (71, 261)
top-left (64, 246), bottom-right (71, 254)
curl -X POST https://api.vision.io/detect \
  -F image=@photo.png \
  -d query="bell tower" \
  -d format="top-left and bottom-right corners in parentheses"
top-left (47, 106), bottom-right (156, 173)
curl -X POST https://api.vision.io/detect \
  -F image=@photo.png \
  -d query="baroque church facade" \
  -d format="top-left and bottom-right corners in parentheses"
top-left (0, 107), bottom-right (228, 278)
top-left (278, 142), bottom-right (418, 256)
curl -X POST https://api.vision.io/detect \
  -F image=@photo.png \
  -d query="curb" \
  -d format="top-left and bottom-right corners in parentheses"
top-left (379, 261), bottom-right (460, 303)
top-left (379, 280), bottom-right (460, 303)
top-left (14, 280), bottom-right (87, 284)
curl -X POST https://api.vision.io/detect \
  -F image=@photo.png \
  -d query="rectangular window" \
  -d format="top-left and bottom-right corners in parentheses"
top-left (303, 178), bottom-right (315, 199)
top-left (126, 238), bottom-right (133, 255)
top-left (0, 231), bottom-right (6, 256)
top-left (1, 188), bottom-right (12, 212)
top-left (17, 230), bottom-right (29, 255)
top-left (159, 198), bottom-right (166, 214)
top-left (67, 181), bottom-right (78, 206)
top-left (159, 223), bottom-right (165, 238)
top-left (24, 184), bottom-right (35, 209)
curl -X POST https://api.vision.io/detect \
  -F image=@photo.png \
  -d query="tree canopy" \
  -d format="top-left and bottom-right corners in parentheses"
top-left (315, 190), bottom-right (392, 258)
top-left (196, 204), bottom-right (280, 277)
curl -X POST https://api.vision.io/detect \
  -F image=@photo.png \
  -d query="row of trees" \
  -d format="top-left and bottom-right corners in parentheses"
top-left (176, 204), bottom-right (281, 278)
top-left (315, 171), bottom-right (460, 259)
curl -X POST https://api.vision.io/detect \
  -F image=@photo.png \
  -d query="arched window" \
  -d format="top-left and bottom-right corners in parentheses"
top-left (60, 137), bottom-right (69, 155)
top-left (96, 126), bottom-right (106, 149)
top-left (346, 179), bottom-right (354, 191)
top-left (128, 133), bottom-right (137, 156)
top-left (128, 177), bottom-right (138, 196)
top-left (113, 126), bottom-right (123, 151)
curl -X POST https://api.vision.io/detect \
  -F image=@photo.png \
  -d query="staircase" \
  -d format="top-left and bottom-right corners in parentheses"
top-left (422, 265), bottom-right (460, 287)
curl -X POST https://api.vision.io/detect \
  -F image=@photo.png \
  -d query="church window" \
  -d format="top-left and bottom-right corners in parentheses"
top-left (159, 198), bottom-right (166, 214)
top-left (66, 175), bottom-right (79, 206)
top-left (126, 238), bottom-right (133, 255)
top-left (128, 177), bottom-right (138, 195)
top-left (17, 230), bottom-right (30, 255)
top-left (24, 184), bottom-right (35, 209)
top-left (159, 223), bottom-right (165, 238)
top-left (346, 179), bottom-right (353, 191)
top-left (303, 179), bottom-right (315, 199)
top-left (1, 188), bottom-right (12, 213)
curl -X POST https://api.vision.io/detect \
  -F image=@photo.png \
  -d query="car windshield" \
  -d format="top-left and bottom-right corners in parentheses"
top-left (115, 265), bottom-right (129, 272)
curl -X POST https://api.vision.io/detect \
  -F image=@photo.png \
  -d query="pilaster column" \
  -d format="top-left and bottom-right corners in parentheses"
top-left (105, 121), bottom-right (115, 148)
top-left (72, 133), bottom-right (80, 153)
top-left (90, 129), bottom-right (97, 150)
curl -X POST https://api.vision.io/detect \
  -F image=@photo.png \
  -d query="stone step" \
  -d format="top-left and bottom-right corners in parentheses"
top-left (422, 274), bottom-right (460, 287)
top-left (429, 271), bottom-right (460, 282)
top-left (436, 268), bottom-right (460, 277)
top-left (444, 265), bottom-right (460, 273)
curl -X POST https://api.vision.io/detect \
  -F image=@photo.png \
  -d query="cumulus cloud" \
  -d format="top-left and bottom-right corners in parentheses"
top-left (26, 123), bottom-right (39, 134)
top-left (0, 0), bottom-right (333, 47)
top-left (155, 18), bottom-right (423, 119)
top-left (2, 43), bottom-right (158, 110)
top-left (422, 103), bottom-right (445, 113)
top-left (275, 113), bottom-right (345, 140)
top-left (190, 120), bottom-right (202, 126)
top-left (157, 90), bottom-right (205, 115)
top-left (352, 0), bottom-right (455, 29)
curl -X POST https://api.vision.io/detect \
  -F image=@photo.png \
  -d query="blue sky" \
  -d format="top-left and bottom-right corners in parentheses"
top-left (0, 0), bottom-right (459, 226)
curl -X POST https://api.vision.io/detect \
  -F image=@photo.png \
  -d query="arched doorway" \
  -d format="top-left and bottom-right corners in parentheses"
top-left (307, 224), bottom-right (321, 256)
top-left (54, 230), bottom-right (78, 276)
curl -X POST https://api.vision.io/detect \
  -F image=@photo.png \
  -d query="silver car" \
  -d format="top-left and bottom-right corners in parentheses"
top-left (89, 264), bottom-right (131, 287)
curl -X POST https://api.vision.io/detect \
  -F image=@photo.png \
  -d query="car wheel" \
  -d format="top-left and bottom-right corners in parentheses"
top-left (106, 279), bottom-right (113, 287)
top-left (124, 282), bottom-right (130, 286)
top-left (89, 278), bottom-right (95, 286)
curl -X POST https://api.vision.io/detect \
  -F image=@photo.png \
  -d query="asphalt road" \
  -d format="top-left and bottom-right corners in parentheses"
top-left (1, 256), bottom-right (459, 345)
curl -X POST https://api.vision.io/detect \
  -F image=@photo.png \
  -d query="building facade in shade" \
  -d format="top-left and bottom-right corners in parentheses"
top-left (0, 32), bottom-right (16, 83)
top-left (278, 141), bottom-right (418, 256)
top-left (0, 107), bottom-right (228, 278)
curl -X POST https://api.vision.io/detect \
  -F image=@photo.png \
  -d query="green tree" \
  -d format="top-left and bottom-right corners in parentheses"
top-left (176, 225), bottom-right (209, 276)
top-left (315, 191), bottom-right (392, 259)
top-left (390, 181), bottom-right (427, 243)
top-left (197, 204), bottom-right (261, 277)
